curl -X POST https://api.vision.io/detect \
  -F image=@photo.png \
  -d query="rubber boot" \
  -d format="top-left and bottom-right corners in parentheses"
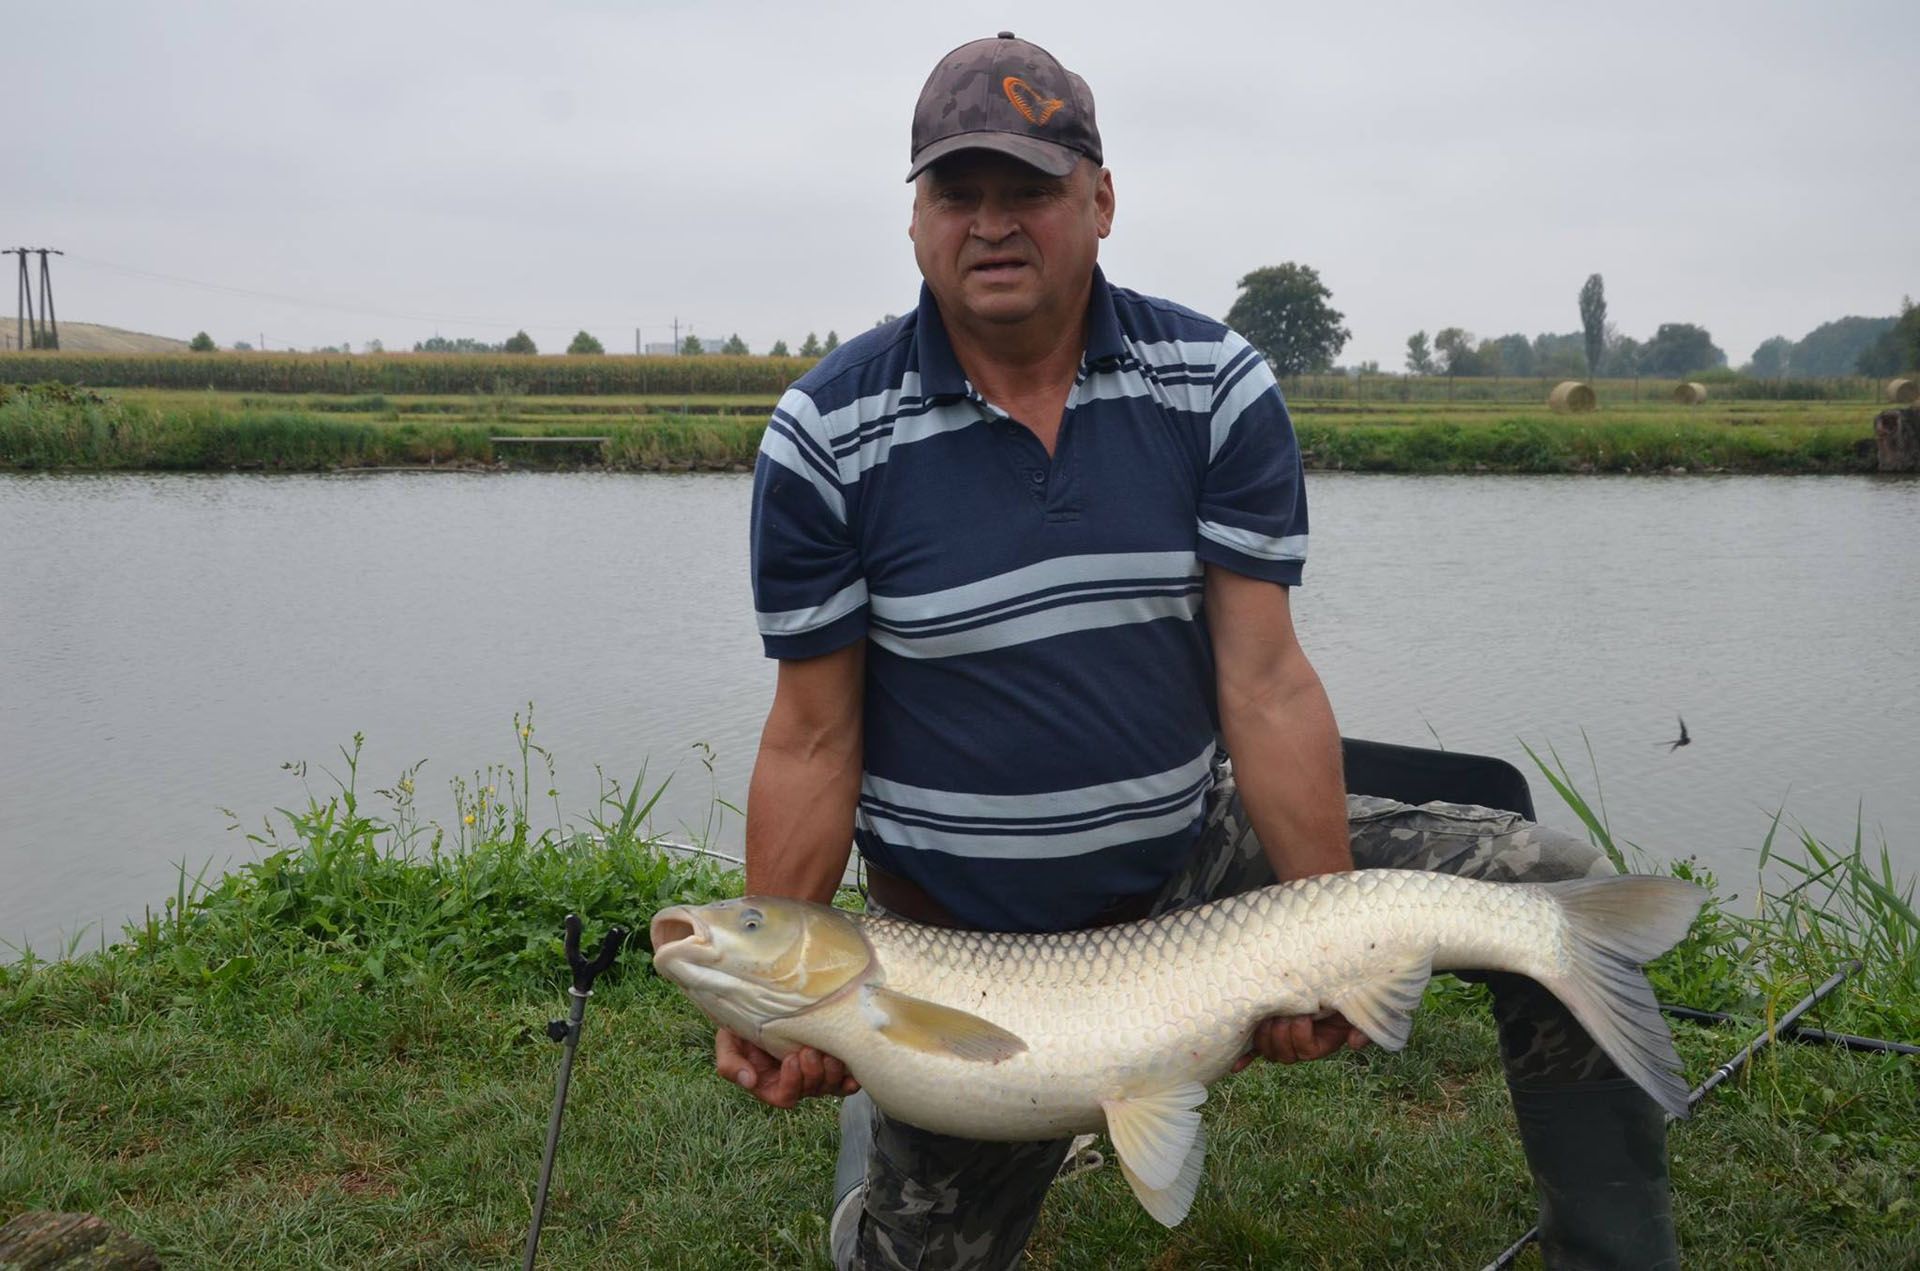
top-left (1509, 1077), bottom-right (1680, 1271)
top-left (829, 1091), bottom-right (874, 1271)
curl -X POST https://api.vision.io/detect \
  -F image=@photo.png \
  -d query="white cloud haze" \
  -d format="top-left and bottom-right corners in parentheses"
top-left (6, 0), bottom-right (1914, 367)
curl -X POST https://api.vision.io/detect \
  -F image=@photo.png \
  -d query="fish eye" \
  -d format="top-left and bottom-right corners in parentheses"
top-left (740, 907), bottom-right (764, 931)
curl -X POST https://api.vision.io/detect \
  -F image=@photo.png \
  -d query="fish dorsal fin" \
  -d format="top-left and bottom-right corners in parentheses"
top-left (860, 985), bottom-right (1027, 1064)
top-left (1101, 1081), bottom-right (1207, 1194)
top-left (1326, 953), bottom-right (1434, 1052)
top-left (1117, 1117), bottom-right (1207, 1227)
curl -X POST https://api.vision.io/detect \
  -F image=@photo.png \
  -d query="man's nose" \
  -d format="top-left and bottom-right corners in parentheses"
top-left (971, 201), bottom-right (1020, 243)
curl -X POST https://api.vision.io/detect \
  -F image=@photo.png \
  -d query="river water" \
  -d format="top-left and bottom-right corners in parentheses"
top-left (3, 470), bottom-right (1915, 957)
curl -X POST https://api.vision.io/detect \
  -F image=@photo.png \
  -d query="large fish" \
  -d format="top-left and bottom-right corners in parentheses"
top-left (650, 869), bottom-right (1704, 1226)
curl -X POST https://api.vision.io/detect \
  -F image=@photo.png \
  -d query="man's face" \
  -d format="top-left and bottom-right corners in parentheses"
top-left (909, 152), bottom-right (1115, 332)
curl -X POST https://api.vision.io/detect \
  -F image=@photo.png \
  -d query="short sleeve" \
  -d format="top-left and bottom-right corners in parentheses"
top-left (749, 389), bottom-right (869, 658)
top-left (1194, 330), bottom-right (1308, 586)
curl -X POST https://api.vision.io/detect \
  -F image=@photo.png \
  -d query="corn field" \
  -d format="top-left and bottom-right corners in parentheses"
top-left (0, 352), bottom-right (816, 396)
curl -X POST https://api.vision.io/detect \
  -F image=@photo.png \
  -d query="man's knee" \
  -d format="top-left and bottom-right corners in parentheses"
top-left (1346, 794), bottom-right (1614, 884)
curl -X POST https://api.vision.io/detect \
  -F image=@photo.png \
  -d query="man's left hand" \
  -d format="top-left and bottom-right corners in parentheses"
top-left (1234, 1011), bottom-right (1370, 1069)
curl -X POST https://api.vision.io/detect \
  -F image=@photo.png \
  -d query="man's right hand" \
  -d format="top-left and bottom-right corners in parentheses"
top-left (715, 1027), bottom-right (860, 1108)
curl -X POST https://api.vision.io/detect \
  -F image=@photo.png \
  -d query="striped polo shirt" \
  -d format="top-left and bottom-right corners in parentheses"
top-left (749, 267), bottom-right (1308, 932)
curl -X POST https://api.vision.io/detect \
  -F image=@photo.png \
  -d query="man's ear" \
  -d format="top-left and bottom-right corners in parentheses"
top-left (1094, 168), bottom-right (1115, 239)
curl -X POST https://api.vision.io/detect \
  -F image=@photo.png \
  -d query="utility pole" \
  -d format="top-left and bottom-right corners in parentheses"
top-left (37, 249), bottom-right (61, 349)
top-left (672, 316), bottom-right (680, 356)
top-left (6, 249), bottom-right (30, 352)
top-left (4, 248), bottom-right (63, 350)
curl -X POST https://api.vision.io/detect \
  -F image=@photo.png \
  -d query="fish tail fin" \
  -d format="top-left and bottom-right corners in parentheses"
top-left (1535, 875), bottom-right (1706, 1119)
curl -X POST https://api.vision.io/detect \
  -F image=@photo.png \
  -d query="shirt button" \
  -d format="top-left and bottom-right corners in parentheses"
top-left (1027, 470), bottom-right (1045, 485)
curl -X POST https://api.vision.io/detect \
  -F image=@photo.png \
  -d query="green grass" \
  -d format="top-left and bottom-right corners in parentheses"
top-left (2, 723), bottom-right (1915, 1268)
top-left (0, 383), bottom-right (1886, 475)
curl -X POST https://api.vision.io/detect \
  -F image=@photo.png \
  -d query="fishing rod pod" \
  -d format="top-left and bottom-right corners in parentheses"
top-left (523, 913), bottom-right (627, 1271)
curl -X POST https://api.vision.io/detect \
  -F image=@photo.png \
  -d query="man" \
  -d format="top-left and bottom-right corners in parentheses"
top-left (725, 33), bottom-right (1678, 1270)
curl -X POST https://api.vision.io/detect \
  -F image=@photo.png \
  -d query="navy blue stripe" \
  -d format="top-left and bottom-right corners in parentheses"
top-left (830, 396), bottom-right (947, 455)
top-left (1212, 347), bottom-right (1264, 404)
top-left (871, 573), bottom-right (1203, 633)
top-left (765, 416), bottom-right (841, 490)
top-left (769, 409), bottom-right (839, 481)
top-left (860, 776), bottom-right (1210, 836)
top-left (869, 583), bottom-right (1203, 640)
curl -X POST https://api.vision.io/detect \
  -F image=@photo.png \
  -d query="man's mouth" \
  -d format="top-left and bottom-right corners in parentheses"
top-left (970, 258), bottom-right (1029, 276)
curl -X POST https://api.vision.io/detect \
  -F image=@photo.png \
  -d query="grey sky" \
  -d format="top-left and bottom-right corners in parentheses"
top-left (8, 0), bottom-right (1913, 367)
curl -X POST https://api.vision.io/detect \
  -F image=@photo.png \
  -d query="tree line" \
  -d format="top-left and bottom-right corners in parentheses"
top-left (1223, 267), bottom-right (1917, 380)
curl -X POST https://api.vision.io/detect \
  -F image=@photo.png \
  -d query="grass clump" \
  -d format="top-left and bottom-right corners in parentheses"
top-left (1, 722), bottom-right (1914, 1268)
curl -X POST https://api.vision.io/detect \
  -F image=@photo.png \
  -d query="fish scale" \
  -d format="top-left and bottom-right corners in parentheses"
top-left (652, 867), bottom-right (1704, 1226)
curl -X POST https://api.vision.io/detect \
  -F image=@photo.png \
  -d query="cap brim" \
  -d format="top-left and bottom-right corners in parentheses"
top-left (905, 132), bottom-right (1081, 182)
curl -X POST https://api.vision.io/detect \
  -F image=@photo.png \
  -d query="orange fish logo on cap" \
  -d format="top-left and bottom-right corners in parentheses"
top-left (1002, 76), bottom-right (1065, 126)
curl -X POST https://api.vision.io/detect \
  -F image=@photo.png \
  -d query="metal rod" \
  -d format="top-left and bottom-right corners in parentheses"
top-left (1661, 1002), bottom-right (1916, 1057)
top-left (1687, 962), bottom-right (1859, 1110)
top-left (523, 985), bottom-right (588, 1271)
top-left (1483, 962), bottom-right (1860, 1271)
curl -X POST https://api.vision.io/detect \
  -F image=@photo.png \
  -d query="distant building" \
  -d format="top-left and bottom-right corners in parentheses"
top-left (643, 341), bottom-right (680, 356)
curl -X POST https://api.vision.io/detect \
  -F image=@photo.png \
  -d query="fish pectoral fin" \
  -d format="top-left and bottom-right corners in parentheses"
top-left (1101, 1081), bottom-right (1207, 1194)
top-left (1117, 1118), bottom-right (1206, 1227)
top-left (1326, 953), bottom-right (1434, 1052)
top-left (860, 985), bottom-right (1027, 1063)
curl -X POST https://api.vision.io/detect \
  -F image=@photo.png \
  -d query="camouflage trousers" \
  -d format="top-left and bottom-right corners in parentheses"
top-left (837, 762), bottom-right (1623, 1271)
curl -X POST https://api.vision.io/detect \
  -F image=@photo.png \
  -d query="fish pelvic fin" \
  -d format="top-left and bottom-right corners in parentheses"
top-left (1538, 874), bottom-right (1707, 1119)
top-left (1327, 953), bottom-right (1434, 1052)
top-left (1117, 1118), bottom-right (1207, 1228)
top-left (859, 985), bottom-right (1028, 1064)
top-left (1101, 1081), bottom-right (1207, 1194)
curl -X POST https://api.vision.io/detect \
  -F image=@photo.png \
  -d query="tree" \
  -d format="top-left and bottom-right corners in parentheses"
top-left (1404, 331), bottom-right (1435, 375)
top-left (1433, 327), bottom-right (1488, 376)
top-left (231, 341), bottom-right (254, 352)
top-left (414, 335), bottom-right (502, 354)
top-left (873, 314), bottom-right (900, 328)
top-left (189, 331), bottom-right (216, 352)
top-left (363, 338), bottom-right (384, 354)
top-left (1603, 333), bottom-right (1642, 378)
top-left (1857, 299), bottom-right (1920, 376)
top-left (1579, 274), bottom-right (1607, 377)
top-left (1791, 316), bottom-right (1895, 376)
top-left (721, 333), bottom-right (750, 356)
top-left (503, 329), bottom-right (538, 355)
top-left (1745, 336), bottom-right (1793, 377)
top-left (1532, 332), bottom-right (1587, 378)
top-left (680, 333), bottom-right (704, 355)
top-left (823, 330), bottom-right (841, 353)
top-left (1636, 323), bottom-right (1726, 377)
top-left (567, 330), bottom-right (605, 355)
top-left (769, 339), bottom-right (791, 358)
top-left (1490, 333), bottom-right (1534, 377)
top-left (1223, 263), bottom-right (1351, 376)
top-left (799, 332), bottom-right (823, 358)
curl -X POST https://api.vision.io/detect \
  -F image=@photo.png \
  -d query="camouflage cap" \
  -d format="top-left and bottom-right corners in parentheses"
top-left (907, 32), bottom-right (1102, 182)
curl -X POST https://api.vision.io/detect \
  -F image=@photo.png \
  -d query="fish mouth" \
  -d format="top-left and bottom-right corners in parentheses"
top-left (649, 907), bottom-right (713, 964)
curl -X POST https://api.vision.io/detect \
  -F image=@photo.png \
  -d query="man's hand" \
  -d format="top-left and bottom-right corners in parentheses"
top-left (1232, 1011), bottom-right (1370, 1070)
top-left (715, 1027), bottom-right (860, 1108)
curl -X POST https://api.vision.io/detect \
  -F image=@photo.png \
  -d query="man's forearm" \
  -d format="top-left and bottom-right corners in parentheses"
top-left (1218, 658), bottom-right (1351, 882)
top-left (743, 730), bottom-right (862, 903)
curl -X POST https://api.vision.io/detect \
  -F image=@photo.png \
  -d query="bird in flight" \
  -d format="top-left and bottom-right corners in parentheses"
top-left (1659, 715), bottom-right (1691, 752)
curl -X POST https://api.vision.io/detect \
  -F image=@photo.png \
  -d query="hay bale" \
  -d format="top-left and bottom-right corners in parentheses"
top-left (1548, 381), bottom-right (1597, 413)
top-left (1672, 382), bottom-right (1708, 405)
top-left (1888, 377), bottom-right (1919, 405)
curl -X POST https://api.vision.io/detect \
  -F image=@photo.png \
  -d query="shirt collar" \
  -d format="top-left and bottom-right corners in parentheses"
top-left (913, 265), bottom-right (1127, 401)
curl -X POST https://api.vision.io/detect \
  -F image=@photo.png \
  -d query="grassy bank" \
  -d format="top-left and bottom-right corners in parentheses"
top-left (0, 351), bottom-right (1894, 406)
top-left (1, 726), bottom-right (1913, 1268)
top-left (0, 384), bottom-right (1887, 475)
